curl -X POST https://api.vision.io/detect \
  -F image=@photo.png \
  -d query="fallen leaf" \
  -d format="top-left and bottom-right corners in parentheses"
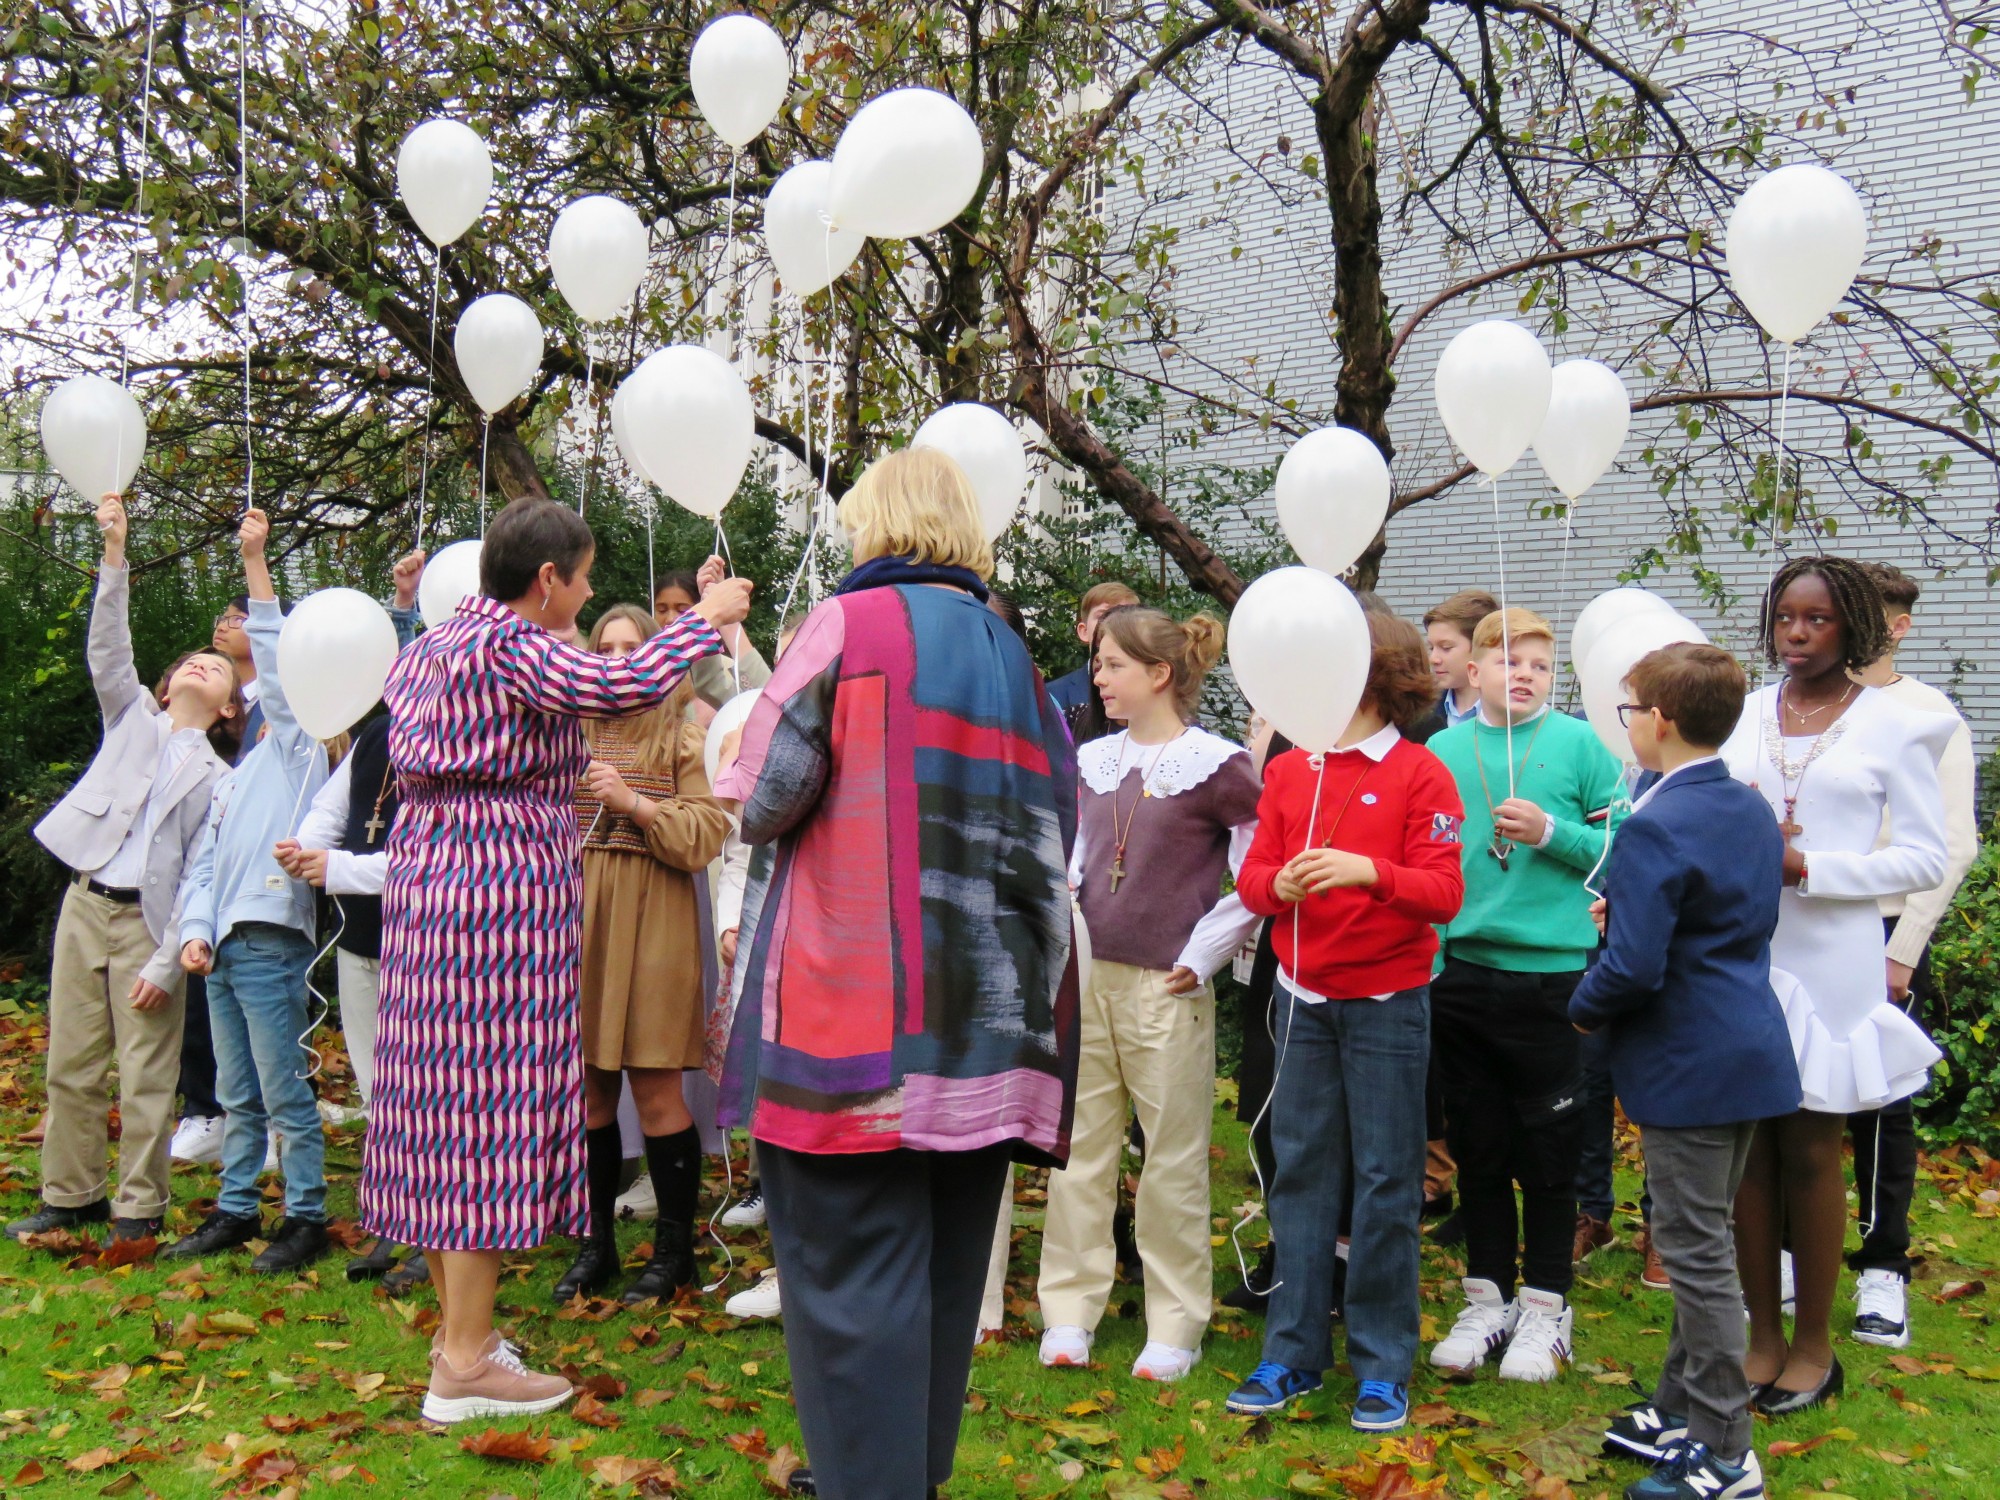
top-left (1933, 1279), bottom-right (1986, 1303)
top-left (762, 1442), bottom-right (803, 1495)
top-left (460, 1428), bottom-right (554, 1464)
top-left (1768, 1434), bottom-right (1835, 1458)
top-left (97, 1474), bottom-right (141, 1496)
top-left (1886, 1355), bottom-right (1930, 1376)
top-left (572, 1392), bottom-right (621, 1429)
top-left (1042, 1419), bottom-right (1115, 1446)
top-left (66, 1448), bottom-right (120, 1474)
top-left (96, 1236), bottom-right (157, 1270)
top-left (10, 1459), bottom-right (45, 1486)
top-left (723, 1429), bottom-right (773, 1462)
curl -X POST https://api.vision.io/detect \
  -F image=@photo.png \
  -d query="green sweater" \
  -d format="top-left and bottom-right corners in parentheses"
top-left (1428, 708), bottom-right (1627, 973)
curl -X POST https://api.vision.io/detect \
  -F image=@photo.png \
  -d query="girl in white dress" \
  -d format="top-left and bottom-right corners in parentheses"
top-left (1721, 557), bottom-right (1951, 1415)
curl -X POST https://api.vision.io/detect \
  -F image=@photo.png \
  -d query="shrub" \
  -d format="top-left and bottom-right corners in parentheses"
top-left (1920, 838), bottom-right (2000, 1149)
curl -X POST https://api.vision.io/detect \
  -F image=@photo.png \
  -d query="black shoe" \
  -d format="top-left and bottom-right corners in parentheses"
top-left (251, 1217), bottom-right (329, 1273)
top-left (1427, 1208), bottom-right (1466, 1247)
top-left (1753, 1354), bottom-right (1843, 1416)
top-left (5, 1199), bottom-right (110, 1241)
top-left (346, 1237), bottom-right (399, 1282)
top-left (787, 1472), bottom-right (817, 1496)
top-left (1422, 1190), bottom-right (1454, 1221)
top-left (381, 1250), bottom-right (431, 1295)
top-left (1221, 1242), bottom-right (1277, 1313)
top-left (554, 1239), bottom-right (621, 1304)
top-left (161, 1208), bottom-right (261, 1261)
top-left (1113, 1206), bottom-right (1143, 1285)
top-left (110, 1216), bottom-right (163, 1243)
top-left (620, 1232), bottom-right (694, 1305)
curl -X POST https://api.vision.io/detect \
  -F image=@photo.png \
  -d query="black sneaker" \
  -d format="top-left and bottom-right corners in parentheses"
top-left (250, 1217), bottom-right (329, 1273)
top-left (5, 1199), bottom-right (109, 1241)
top-left (110, 1216), bottom-right (163, 1243)
top-left (161, 1208), bottom-right (262, 1261)
top-left (1603, 1401), bottom-right (1690, 1462)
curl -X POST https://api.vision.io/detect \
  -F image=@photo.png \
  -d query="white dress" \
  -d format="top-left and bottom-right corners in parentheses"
top-left (1722, 684), bottom-right (1954, 1113)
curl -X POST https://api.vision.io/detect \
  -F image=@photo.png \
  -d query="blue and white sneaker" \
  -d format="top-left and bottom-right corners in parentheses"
top-left (1624, 1441), bottom-right (1764, 1500)
top-left (1350, 1380), bottom-right (1409, 1432)
top-left (1225, 1361), bottom-right (1323, 1415)
top-left (1602, 1401), bottom-right (1690, 1461)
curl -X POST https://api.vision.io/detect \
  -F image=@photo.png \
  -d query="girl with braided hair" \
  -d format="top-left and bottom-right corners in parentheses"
top-left (1720, 555), bottom-right (1951, 1415)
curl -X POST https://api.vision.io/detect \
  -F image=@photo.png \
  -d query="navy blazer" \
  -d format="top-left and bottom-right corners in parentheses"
top-left (1569, 758), bottom-right (1801, 1128)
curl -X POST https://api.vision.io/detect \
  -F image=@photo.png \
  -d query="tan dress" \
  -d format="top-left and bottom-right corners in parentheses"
top-left (576, 712), bottom-right (731, 1070)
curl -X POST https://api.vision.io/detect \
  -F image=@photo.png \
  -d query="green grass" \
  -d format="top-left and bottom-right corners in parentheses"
top-left (2, 1005), bottom-right (1999, 1499)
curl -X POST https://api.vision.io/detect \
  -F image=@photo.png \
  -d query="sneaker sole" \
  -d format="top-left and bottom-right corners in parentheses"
top-left (1852, 1324), bottom-right (1912, 1349)
top-left (1428, 1347), bottom-right (1495, 1373)
top-left (721, 1211), bottom-right (766, 1228)
top-left (1573, 1237), bottom-right (1619, 1264)
top-left (1351, 1411), bottom-right (1408, 1432)
top-left (1225, 1388), bottom-right (1318, 1415)
top-left (1132, 1355), bottom-right (1200, 1383)
top-left (1639, 1276), bottom-right (1671, 1290)
top-left (1040, 1352), bottom-right (1092, 1369)
top-left (422, 1388), bottom-right (574, 1424)
top-left (1498, 1360), bottom-right (1568, 1383)
top-left (725, 1302), bottom-right (781, 1320)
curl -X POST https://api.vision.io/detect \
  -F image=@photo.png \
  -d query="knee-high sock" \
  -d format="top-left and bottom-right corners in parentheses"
top-left (645, 1125), bottom-right (702, 1252)
top-left (585, 1122), bottom-right (623, 1246)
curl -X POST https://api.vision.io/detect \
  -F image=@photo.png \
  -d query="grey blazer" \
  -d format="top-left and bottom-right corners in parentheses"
top-left (34, 565), bottom-right (230, 991)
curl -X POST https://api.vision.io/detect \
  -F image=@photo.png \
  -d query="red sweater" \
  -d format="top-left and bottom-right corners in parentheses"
top-left (1238, 737), bottom-right (1467, 999)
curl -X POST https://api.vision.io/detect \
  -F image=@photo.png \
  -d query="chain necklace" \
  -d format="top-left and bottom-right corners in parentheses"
top-left (361, 761), bottom-right (396, 846)
top-left (1106, 729), bottom-right (1182, 895)
top-left (1472, 710), bottom-right (1550, 870)
top-left (1780, 679), bottom-right (1855, 724)
top-left (1763, 684), bottom-right (1853, 840)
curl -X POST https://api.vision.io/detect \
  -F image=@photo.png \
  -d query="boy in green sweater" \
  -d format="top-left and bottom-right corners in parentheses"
top-left (1424, 607), bottom-right (1625, 1385)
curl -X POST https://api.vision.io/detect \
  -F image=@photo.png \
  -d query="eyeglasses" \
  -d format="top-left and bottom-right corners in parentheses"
top-left (213, 613), bottom-right (247, 630)
top-left (1616, 703), bottom-right (1653, 727)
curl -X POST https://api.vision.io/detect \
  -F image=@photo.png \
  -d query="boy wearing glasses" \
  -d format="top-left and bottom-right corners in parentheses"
top-left (211, 599), bottom-right (263, 758)
top-left (1572, 643), bottom-right (1797, 1500)
top-left (1425, 607), bottom-right (1624, 1384)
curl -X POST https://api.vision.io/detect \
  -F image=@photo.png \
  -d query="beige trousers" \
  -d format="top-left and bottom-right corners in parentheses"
top-left (334, 949), bottom-right (381, 1107)
top-left (980, 1167), bottom-right (1015, 1333)
top-left (1037, 959), bottom-right (1216, 1350)
top-left (43, 883), bottom-right (185, 1218)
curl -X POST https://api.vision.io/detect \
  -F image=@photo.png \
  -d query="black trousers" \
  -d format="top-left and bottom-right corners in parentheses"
top-left (176, 971), bottom-right (221, 1120)
top-left (1846, 919), bottom-right (1932, 1281)
top-left (1432, 958), bottom-right (1586, 1299)
top-left (761, 1141), bottom-right (1011, 1500)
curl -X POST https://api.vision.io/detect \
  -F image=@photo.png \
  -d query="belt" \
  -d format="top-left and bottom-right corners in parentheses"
top-left (76, 875), bottom-right (141, 905)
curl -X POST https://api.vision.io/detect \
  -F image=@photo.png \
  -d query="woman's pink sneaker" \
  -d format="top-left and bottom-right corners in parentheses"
top-left (422, 1334), bottom-right (573, 1423)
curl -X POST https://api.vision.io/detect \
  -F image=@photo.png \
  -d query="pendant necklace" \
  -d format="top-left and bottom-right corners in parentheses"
top-left (1764, 681), bottom-right (1855, 840)
top-left (1473, 710), bottom-right (1550, 870)
top-left (362, 762), bottom-right (395, 847)
top-left (1107, 730), bottom-right (1180, 895)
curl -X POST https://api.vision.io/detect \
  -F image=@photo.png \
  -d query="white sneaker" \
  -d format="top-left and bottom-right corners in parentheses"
top-left (1430, 1277), bottom-right (1518, 1373)
top-left (1852, 1267), bottom-right (1911, 1348)
top-left (317, 1099), bottom-right (365, 1128)
top-left (1131, 1341), bottom-right (1200, 1382)
top-left (170, 1115), bottom-right (226, 1165)
top-left (1780, 1249), bottom-right (1796, 1316)
top-left (1039, 1324), bottom-right (1094, 1368)
top-left (615, 1171), bottom-right (657, 1221)
top-left (261, 1132), bottom-right (280, 1175)
top-left (725, 1268), bottom-right (782, 1320)
top-left (1498, 1287), bottom-right (1573, 1382)
top-left (721, 1188), bottom-right (766, 1228)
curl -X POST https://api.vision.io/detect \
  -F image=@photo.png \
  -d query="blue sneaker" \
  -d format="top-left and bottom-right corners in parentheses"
top-left (1225, 1360), bottom-right (1323, 1415)
top-left (1351, 1380), bottom-right (1409, 1432)
top-left (1624, 1441), bottom-right (1765, 1499)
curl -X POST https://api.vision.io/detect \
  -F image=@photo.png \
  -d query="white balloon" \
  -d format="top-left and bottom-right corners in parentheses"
top-left (615, 346), bottom-right (755, 519)
top-left (1725, 164), bottom-right (1868, 345)
top-left (454, 294), bottom-right (545, 416)
top-left (1432, 320), bottom-right (1553, 478)
top-left (417, 539), bottom-right (483, 630)
top-left (548, 196), bottom-right (650, 324)
top-left (689, 15), bottom-right (790, 149)
top-left (1579, 611), bottom-right (1710, 764)
top-left (40, 375), bottom-right (147, 499)
top-left (277, 589), bottom-right (401, 741)
top-left (1227, 567), bottom-right (1371, 755)
top-left (1273, 427), bottom-right (1390, 578)
top-left (828, 88), bottom-right (984, 239)
top-left (395, 119), bottom-right (494, 248)
top-left (1570, 586), bottom-right (1680, 672)
top-left (609, 373), bottom-right (652, 485)
top-left (705, 688), bottom-right (762, 788)
top-left (1533, 360), bottom-right (1631, 502)
top-left (764, 161), bottom-right (865, 296)
top-left (912, 404), bottom-right (1028, 540)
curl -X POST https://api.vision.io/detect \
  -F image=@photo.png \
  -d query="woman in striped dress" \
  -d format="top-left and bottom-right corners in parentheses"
top-left (358, 499), bottom-right (750, 1424)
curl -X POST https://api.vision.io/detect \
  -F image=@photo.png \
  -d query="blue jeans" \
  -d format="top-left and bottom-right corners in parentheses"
top-left (1262, 983), bottom-right (1429, 1382)
top-left (1577, 1027), bottom-right (1651, 1226)
top-left (208, 922), bottom-right (325, 1221)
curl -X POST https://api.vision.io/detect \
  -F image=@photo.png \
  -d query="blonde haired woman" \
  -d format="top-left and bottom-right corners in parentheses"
top-left (553, 604), bottom-right (731, 1307)
top-left (715, 446), bottom-right (1080, 1500)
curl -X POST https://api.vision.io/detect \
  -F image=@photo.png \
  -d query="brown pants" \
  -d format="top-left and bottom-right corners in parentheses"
top-left (42, 883), bottom-right (185, 1218)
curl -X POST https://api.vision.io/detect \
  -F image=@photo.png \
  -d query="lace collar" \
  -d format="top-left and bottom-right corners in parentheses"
top-left (1078, 727), bottom-right (1245, 797)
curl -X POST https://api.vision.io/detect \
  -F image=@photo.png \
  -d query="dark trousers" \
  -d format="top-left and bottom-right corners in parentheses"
top-left (176, 971), bottom-right (220, 1120)
top-left (1847, 920), bottom-right (1931, 1280)
top-left (1433, 958), bottom-right (1585, 1299)
top-left (761, 1141), bottom-right (1011, 1500)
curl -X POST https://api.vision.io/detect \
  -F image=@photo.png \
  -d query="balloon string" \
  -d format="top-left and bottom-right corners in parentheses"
top-left (118, 4), bottom-right (159, 392)
top-left (1756, 343), bottom-right (1797, 686)
top-left (580, 344), bottom-right (599, 515)
top-left (478, 416), bottom-right (491, 535)
top-left (818, 222), bottom-right (840, 515)
top-left (713, 519), bottom-right (742, 694)
top-left (646, 492), bottom-right (656, 609)
top-left (723, 152), bottom-right (739, 360)
top-left (1552, 493), bottom-right (1578, 702)
top-left (237, 0), bottom-right (253, 516)
top-left (1489, 472), bottom-right (1515, 799)
top-left (415, 252), bottom-right (442, 548)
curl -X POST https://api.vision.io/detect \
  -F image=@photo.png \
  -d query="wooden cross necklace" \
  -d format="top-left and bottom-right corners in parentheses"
top-left (1107, 731), bottom-right (1181, 894)
top-left (362, 764), bottom-right (396, 846)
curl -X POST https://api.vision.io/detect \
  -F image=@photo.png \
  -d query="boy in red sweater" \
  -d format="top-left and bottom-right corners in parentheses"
top-left (1225, 612), bottom-right (1466, 1432)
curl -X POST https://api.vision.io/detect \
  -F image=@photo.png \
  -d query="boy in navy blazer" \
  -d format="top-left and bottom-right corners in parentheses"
top-left (1571, 643), bottom-right (1799, 1500)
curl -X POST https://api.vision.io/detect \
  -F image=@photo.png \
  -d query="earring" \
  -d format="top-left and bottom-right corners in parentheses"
top-left (539, 587), bottom-right (551, 616)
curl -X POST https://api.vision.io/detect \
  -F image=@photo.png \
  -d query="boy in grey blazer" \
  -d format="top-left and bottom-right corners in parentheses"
top-left (7, 494), bottom-right (243, 1244)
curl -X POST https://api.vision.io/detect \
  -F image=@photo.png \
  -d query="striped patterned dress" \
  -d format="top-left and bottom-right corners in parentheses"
top-left (359, 594), bottom-right (721, 1250)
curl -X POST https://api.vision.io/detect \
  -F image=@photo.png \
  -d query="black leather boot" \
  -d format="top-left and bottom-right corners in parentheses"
top-left (251, 1217), bottom-right (330, 1273)
top-left (161, 1208), bottom-right (261, 1261)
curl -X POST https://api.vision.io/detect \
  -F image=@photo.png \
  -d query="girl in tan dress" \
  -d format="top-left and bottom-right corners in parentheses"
top-left (554, 604), bottom-right (731, 1306)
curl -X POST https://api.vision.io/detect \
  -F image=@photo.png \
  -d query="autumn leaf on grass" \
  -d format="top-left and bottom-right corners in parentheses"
top-left (723, 1429), bottom-right (774, 1463)
top-left (573, 1374), bottom-right (627, 1400)
top-left (19, 1229), bottom-right (96, 1256)
top-left (1041, 1418), bottom-right (1115, 1446)
top-left (460, 1427), bottom-right (554, 1464)
top-left (761, 1442), bottom-right (803, 1496)
top-left (1411, 1402), bottom-right (1491, 1431)
top-left (572, 1392), bottom-right (622, 1429)
top-left (8, 1459), bottom-right (43, 1487)
top-left (195, 1311), bottom-right (259, 1339)
top-left (1932, 1279), bottom-right (1986, 1303)
top-left (96, 1235), bottom-right (157, 1269)
top-left (634, 1388), bottom-right (676, 1409)
top-left (1516, 1417), bottom-right (1609, 1484)
top-left (65, 1447), bottom-right (120, 1473)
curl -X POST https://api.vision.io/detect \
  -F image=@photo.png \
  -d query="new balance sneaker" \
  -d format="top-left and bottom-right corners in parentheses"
top-left (721, 1186), bottom-right (767, 1228)
top-left (1131, 1342), bottom-right (1199, 1382)
top-left (614, 1170), bottom-right (657, 1222)
top-left (1603, 1401), bottom-right (1690, 1462)
top-left (1430, 1277), bottom-right (1518, 1373)
top-left (725, 1267), bottom-right (782, 1320)
top-left (422, 1333), bottom-right (574, 1423)
top-left (169, 1115), bottom-right (226, 1165)
top-left (1852, 1268), bottom-right (1911, 1348)
top-left (1225, 1361), bottom-right (1323, 1415)
top-left (1624, 1441), bottom-right (1764, 1499)
top-left (1498, 1287), bottom-right (1573, 1382)
top-left (1038, 1324), bottom-right (1093, 1368)
top-left (1351, 1380), bottom-right (1409, 1432)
